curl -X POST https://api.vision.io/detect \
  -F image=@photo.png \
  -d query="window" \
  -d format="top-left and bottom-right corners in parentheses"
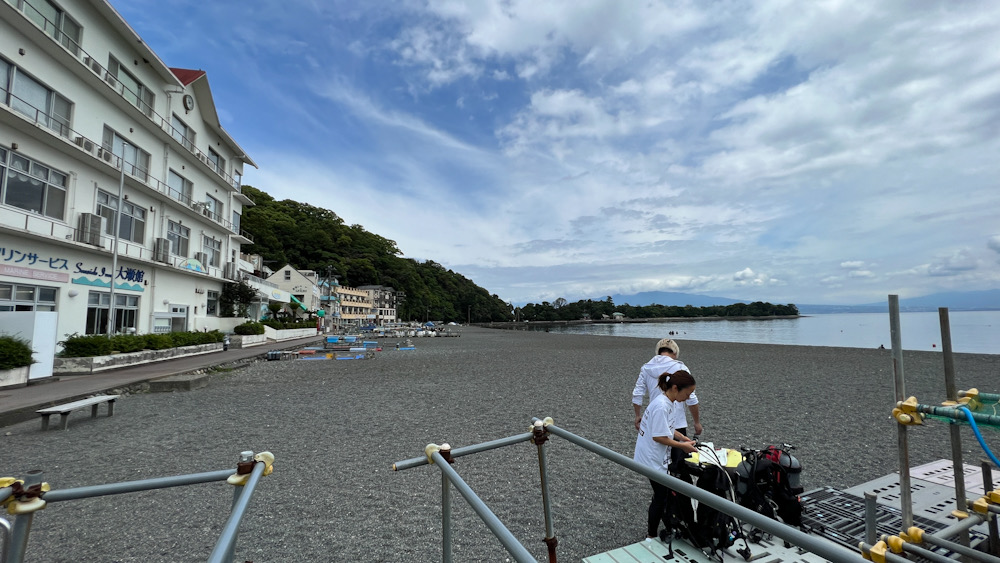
top-left (208, 148), bottom-right (226, 176)
top-left (232, 210), bottom-right (241, 232)
top-left (204, 194), bottom-right (221, 222)
top-left (171, 114), bottom-right (195, 150)
top-left (102, 127), bottom-right (151, 182)
top-left (1, 57), bottom-right (73, 136)
top-left (234, 169), bottom-right (242, 188)
top-left (86, 291), bottom-right (139, 334)
top-left (97, 189), bottom-right (146, 244)
top-left (107, 57), bottom-right (154, 116)
top-left (20, 0), bottom-right (82, 55)
top-left (167, 220), bottom-right (189, 256)
top-left (202, 235), bottom-right (221, 267)
top-left (1, 148), bottom-right (67, 220)
top-left (167, 169), bottom-right (193, 204)
top-left (283, 270), bottom-right (291, 281)
top-left (206, 290), bottom-right (219, 316)
top-left (0, 282), bottom-right (56, 311)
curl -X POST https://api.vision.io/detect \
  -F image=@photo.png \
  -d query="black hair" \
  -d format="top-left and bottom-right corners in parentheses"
top-left (657, 370), bottom-right (695, 393)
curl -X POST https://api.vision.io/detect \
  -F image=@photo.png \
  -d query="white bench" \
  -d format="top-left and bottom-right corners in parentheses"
top-left (36, 395), bottom-right (119, 431)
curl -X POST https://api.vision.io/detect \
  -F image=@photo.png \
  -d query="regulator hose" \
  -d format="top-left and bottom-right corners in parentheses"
top-left (959, 406), bottom-right (1000, 468)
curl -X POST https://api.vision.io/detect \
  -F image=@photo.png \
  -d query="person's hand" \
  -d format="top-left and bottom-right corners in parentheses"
top-left (634, 416), bottom-right (642, 431)
top-left (694, 422), bottom-right (703, 436)
top-left (680, 441), bottom-right (698, 454)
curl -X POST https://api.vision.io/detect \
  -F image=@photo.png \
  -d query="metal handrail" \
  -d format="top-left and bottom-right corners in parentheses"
top-left (0, 95), bottom-right (251, 241)
top-left (3, 0), bottom-right (246, 192)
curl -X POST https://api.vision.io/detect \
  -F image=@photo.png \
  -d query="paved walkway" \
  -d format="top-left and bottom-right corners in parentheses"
top-left (0, 335), bottom-right (323, 427)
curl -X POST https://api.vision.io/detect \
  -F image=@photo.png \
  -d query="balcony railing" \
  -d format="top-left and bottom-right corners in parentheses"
top-left (1, 95), bottom-right (251, 243)
top-left (5, 0), bottom-right (249, 192)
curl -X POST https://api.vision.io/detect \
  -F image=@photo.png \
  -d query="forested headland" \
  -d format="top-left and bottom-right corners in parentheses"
top-left (239, 186), bottom-right (797, 323)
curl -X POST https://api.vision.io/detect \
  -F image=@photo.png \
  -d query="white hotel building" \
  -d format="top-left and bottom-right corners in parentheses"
top-left (0, 0), bottom-right (257, 344)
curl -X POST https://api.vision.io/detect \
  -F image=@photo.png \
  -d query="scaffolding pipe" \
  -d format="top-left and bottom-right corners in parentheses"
top-left (537, 419), bottom-right (861, 563)
top-left (940, 308), bottom-right (972, 556)
top-left (985, 460), bottom-right (1000, 554)
top-left (914, 405), bottom-right (1000, 427)
top-left (222, 451), bottom-right (254, 563)
top-left (878, 535), bottom-right (964, 563)
top-left (429, 450), bottom-right (537, 563)
top-left (0, 488), bottom-right (10, 504)
top-left (933, 514), bottom-right (988, 541)
top-left (920, 532), bottom-right (1000, 563)
top-left (860, 542), bottom-right (917, 563)
top-left (392, 432), bottom-right (534, 471)
top-left (1, 515), bottom-right (10, 563)
top-left (443, 472), bottom-right (453, 563)
top-left (42, 469), bottom-right (234, 502)
top-left (865, 492), bottom-right (878, 545)
top-left (533, 422), bottom-right (557, 563)
top-left (963, 392), bottom-right (1000, 404)
top-left (5, 470), bottom-right (43, 563)
top-left (890, 294), bottom-right (914, 530)
top-left (207, 460), bottom-right (266, 563)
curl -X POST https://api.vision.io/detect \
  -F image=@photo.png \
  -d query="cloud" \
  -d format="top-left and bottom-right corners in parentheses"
top-left (927, 249), bottom-right (979, 277)
top-left (840, 261), bottom-right (866, 269)
top-left (989, 235), bottom-right (1000, 254)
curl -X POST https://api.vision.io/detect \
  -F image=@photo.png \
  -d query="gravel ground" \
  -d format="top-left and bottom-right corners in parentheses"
top-left (3, 327), bottom-right (998, 562)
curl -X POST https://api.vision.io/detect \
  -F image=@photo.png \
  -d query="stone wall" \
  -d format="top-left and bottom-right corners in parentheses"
top-left (53, 342), bottom-right (223, 375)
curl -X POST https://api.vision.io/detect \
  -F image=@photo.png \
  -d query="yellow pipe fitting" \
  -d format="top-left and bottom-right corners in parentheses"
top-left (253, 452), bottom-right (275, 476)
top-left (960, 388), bottom-right (979, 400)
top-left (951, 509), bottom-right (970, 519)
top-left (0, 477), bottom-right (22, 488)
top-left (542, 416), bottom-right (554, 426)
top-left (973, 497), bottom-right (991, 515)
top-left (7, 497), bottom-right (45, 515)
top-left (868, 540), bottom-right (888, 563)
top-left (424, 443), bottom-right (444, 464)
top-left (885, 535), bottom-right (904, 554)
top-left (903, 526), bottom-right (923, 544)
top-left (898, 396), bottom-right (919, 413)
top-left (892, 407), bottom-right (923, 426)
top-left (987, 489), bottom-right (1000, 504)
top-left (859, 541), bottom-right (871, 560)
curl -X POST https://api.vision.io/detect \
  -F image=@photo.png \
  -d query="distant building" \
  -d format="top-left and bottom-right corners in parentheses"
top-left (0, 0), bottom-right (255, 344)
top-left (336, 284), bottom-right (373, 326)
top-left (266, 265), bottom-right (320, 318)
top-left (358, 285), bottom-right (397, 326)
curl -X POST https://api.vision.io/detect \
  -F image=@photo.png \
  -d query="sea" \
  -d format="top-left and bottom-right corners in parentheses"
top-left (530, 311), bottom-right (1000, 355)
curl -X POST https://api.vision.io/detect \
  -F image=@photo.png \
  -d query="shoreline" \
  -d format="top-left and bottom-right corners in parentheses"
top-left (3, 327), bottom-right (997, 561)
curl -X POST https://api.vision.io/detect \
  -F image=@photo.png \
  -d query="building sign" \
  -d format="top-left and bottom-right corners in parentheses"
top-left (1, 246), bottom-right (145, 291)
top-left (0, 264), bottom-right (70, 283)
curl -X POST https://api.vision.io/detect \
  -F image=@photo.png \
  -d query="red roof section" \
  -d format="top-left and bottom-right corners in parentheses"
top-left (170, 68), bottom-right (206, 86)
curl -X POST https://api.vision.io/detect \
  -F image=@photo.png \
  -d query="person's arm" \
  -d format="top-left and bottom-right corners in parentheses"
top-left (654, 434), bottom-right (697, 453)
top-left (688, 403), bottom-right (702, 436)
top-left (631, 372), bottom-right (647, 430)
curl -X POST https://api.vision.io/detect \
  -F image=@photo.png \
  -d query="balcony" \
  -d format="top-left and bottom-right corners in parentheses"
top-left (3, 0), bottom-right (253, 195)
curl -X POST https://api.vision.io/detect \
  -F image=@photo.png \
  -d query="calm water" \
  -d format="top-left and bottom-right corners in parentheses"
top-left (534, 311), bottom-right (1000, 355)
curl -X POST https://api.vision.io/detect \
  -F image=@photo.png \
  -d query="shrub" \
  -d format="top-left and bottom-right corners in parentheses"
top-left (0, 335), bottom-right (35, 370)
top-left (234, 322), bottom-right (265, 335)
top-left (61, 334), bottom-right (113, 358)
top-left (142, 333), bottom-right (174, 350)
top-left (168, 331), bottom-right (199, 347)
top-left (261, 319), bottom-right (284, 330)
top-left (110, 334), bottom-right (145, 353)
top-left (203, 330), bottom-right (225, 344)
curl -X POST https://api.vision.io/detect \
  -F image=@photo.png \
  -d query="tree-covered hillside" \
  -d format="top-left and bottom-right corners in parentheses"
top-left (240, 186), bottom-right (512, 323)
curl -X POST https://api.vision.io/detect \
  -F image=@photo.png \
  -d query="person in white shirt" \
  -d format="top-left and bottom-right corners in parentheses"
top-left (634, 370), bottom-right (698, 540)
top-left (632, 338), bottom-right (702, 469)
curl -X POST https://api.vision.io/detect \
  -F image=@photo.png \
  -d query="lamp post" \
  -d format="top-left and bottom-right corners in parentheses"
top-left (107, 142), bottom-right (129, 337)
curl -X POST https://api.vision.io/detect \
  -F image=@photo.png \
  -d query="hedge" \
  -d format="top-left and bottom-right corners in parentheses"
top-left (60, 330), bottom-right (225, 358)
top-left (234, 321), bottom-right (265, 335)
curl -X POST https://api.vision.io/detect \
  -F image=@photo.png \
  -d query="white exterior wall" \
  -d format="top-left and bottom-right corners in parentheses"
top-left (0, 0), bottom-right (254, 344)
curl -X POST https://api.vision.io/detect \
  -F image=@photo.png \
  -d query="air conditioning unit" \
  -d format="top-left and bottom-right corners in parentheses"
top-left (74, 136), bottom-right (95, 153)
top-left (198, 153), bottom-right (207, 163)
top-left (75, 213), bottom-right (103, 246)
top-left (104, 72), bottom-right (118, 88)
top-left (153, 238), bottom-right (170, 263)
top-left (223, 263), bottom-right (238, 280)
top-left (84, 56), bottom-right (102, 75)
top-left (202, 206), bottom-right (212, 218)
top-left (98, 148), bottom-right (113, 162)
top-left (195, 252), bottom-right (209, 265)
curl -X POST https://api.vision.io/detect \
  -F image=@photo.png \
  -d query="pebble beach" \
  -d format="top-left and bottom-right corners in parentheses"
top-left (3, 327), bottom-right (998, 562)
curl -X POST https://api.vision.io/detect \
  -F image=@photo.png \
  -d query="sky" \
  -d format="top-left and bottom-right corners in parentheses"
top-left (114, 0), bottom-right (1000, 306)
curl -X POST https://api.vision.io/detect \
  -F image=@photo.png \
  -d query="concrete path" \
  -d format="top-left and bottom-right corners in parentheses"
top-left (0, 335), bottom-right (323, 427)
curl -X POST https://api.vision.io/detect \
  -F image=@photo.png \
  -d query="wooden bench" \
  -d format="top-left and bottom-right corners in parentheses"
top-left (37, 395), bottom-right (119, 431)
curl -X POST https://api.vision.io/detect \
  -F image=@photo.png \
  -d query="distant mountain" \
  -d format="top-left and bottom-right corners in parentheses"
top-left (610, 291), bottom-right (749, 307)
top-left (799, 290), bottom-right (1000, 314)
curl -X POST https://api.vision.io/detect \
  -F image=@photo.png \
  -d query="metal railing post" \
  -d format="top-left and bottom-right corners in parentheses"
top-left (984, 460), bottom-right (1000, 554)
top-left (865, 492), bottom-right (878, 545)
top-left (939, 308), bottom-right (971, 556)
top-left (532, 420), bottom-right (557, 563)
top-left (223, 451), bottom-right (255, 563)
top-left (889, 294), bottom-right (914, 529)
top-left (442, 470), bottom-right (452, 563)
top-left (5, 470), bottom-right (43, 563)
top-left (430, 450), bottom-right (537, 562)
top-left (207, 460), bottom-right (266, 563)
